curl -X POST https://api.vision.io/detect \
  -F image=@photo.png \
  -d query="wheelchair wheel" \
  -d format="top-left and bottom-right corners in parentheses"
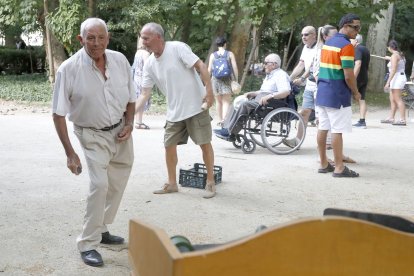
top-left (232, 134), bottom-right (244, 149)
top-left (248, 118), bottom-right (265, 148)
top-left (260, 107), bottom-right (306, 155)
top-left (241, 139), bottom-right (256, 154)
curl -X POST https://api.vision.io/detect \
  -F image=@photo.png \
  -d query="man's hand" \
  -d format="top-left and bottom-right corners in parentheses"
top-left (117, 125), bottom-right (133, 142)
top-left (353, 91), bottom-right (361, 101)
top-left (67, 152), bottom-right (82, 175)
top-left (245, 92), bottom-right (257, 99)
top-left (203, 92), bottom-right (215, 109)
top-left (259, 94), bottom-right (273, 105)
top-left (292, 77), bottom-right (304, 86)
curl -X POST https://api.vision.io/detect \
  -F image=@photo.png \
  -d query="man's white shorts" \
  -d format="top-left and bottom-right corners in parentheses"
top-left (316, 105), bottom-right (352, 133)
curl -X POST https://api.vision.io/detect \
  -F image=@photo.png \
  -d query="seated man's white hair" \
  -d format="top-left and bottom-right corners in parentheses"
top-left (266, 53), bottom-right (281, 67)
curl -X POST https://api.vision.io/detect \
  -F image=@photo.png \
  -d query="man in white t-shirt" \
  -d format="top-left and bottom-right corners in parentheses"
top-left (136, 22), bottom-right (216, 198)
top-left (286, 26), bottom-right (317, 148)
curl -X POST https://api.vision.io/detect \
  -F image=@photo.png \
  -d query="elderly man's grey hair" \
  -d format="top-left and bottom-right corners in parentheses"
top-left (355, 34), bottom-right (363, 44)
top-left (266, 53), bottom-right (282, 67)
top-left (142, 22), bottom-right (164, 39)
top-left (80, 18), bottom-right (108, 38)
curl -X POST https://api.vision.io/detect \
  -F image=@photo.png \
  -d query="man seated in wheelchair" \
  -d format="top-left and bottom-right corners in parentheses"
top-left (214, 53), bottom-right (291, 141)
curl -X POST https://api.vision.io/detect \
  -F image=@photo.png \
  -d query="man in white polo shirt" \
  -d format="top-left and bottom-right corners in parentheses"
top-left (52, 18), bottom-right (136, 267)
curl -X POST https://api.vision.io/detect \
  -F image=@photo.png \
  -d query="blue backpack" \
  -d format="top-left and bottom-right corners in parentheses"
top-left (212, 51), bottom-right (232, 79)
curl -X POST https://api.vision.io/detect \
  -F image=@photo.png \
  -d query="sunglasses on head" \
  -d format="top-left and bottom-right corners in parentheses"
top-left (347, 24), bottom-right (361, 31)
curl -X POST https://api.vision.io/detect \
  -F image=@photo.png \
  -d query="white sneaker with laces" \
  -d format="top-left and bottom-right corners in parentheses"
top-left (203, 182), bottom-right (216, 199)
top-left (153, 183), bottom-right (178, 194)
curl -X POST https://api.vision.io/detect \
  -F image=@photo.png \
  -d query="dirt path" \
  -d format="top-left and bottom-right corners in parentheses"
top-left (1, 101), bottom-right (413, 275)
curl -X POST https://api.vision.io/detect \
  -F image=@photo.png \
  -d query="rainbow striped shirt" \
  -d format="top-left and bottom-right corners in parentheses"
top-left (316, 33), bottom-right (355, 108)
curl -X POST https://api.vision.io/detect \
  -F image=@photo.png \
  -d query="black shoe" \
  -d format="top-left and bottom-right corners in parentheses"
top-left (101, 231), bottom-right (124, 245)
top-left (80, 250), bottom-right (103, 267)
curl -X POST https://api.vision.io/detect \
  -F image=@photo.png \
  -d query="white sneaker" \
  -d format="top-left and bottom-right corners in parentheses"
top-left (153, 183), bottom-right (178, 194)
top-left (282, 137), bottom-right (300, 149)
top-left (203, 183), bottom-right (216, 199)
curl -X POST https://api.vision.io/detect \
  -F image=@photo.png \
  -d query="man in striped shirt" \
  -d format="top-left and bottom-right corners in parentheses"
top-left (316, 13), bottom-right (361, 178)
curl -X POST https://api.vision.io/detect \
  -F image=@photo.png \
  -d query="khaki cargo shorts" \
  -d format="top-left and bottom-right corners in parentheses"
top-left (164, 110), bottom-right (212, 147)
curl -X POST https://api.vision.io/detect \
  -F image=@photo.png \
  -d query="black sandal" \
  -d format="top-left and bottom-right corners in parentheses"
top-left (318, 162), bottom-right (335, 173)
top-left (135, 123), bottom-right (150, 129)
top-left (332, 166), bottom-right (359, 178)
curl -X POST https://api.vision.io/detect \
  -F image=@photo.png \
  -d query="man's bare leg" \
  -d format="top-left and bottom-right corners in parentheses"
top-left (200, 143), bottom-right (215, 198)
top-left (165, 145), bottom-right (178, 184)
top-left (317, 129), bottom-right (329, 169)
top-left (331, 133), bottom-right (344, 173)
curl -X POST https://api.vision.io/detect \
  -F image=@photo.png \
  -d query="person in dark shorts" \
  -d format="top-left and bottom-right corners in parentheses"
top-left (351, 34), bottom-right (370, 128)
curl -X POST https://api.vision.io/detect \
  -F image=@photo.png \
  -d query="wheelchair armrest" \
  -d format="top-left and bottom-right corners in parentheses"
top-left (266, 98), bottom-right (288, 109)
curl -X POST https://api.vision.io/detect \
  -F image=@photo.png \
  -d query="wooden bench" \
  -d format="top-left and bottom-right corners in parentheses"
top-left (129, 216), bottom-right (414, 276)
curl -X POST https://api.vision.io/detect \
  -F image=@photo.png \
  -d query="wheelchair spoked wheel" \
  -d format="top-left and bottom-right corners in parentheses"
top-left (247, 118), bottom-right (265, 148)
top-left (241, 139), bottom-right (256, 154)
top-left (232, 134), bottom-right (244, 149)
top-left (260, 107), bottom-right (306, 155)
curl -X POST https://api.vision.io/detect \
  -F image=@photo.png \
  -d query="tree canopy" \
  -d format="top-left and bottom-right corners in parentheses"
top-left (2, 0), bottom-right (412, 83)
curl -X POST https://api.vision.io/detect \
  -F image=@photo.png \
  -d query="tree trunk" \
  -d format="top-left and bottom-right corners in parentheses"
top-left (282, 26), bottom-right (295, 71)
top-left (240, 27), bottom-right (258, 88)
top-left (88, 0), bottom-right (96, 17)
top-left (240, 0), bottom-right (273, 87)
top-left (229, 6), bottom-right (252, 79)
top-left (205, 22), bottom-right (227, 64)
top-left (43, 0), bottom-right (67, 83)
top-left (366, 2), bottom-right (394, 93)
top-left (180, 3), bottom-right (192, 43)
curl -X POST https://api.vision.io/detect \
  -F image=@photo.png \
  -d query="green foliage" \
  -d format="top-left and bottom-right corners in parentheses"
top-left (0, 73), bottom-right (52, 102)
top-left (0, 0), bottom-right (42, 34)
top-left (47, 0), bottom-right (88, 55)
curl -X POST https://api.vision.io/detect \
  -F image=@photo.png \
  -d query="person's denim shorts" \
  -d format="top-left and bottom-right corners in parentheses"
top-left (302, 88), bottom-right (316, 110)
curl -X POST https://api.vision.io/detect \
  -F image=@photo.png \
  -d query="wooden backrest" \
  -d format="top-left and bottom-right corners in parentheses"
top-left (129, 217), bottom-right (414, 276)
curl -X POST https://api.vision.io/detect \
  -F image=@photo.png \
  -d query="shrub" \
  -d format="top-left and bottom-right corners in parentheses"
top-left (0, 47), bottom-right (46, 74)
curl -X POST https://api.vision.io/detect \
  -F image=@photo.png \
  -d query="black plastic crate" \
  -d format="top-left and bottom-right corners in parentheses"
top-left (179, 163), bottom-right (222, 189)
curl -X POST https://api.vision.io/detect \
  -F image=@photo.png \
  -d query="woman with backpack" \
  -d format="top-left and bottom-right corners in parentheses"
top-left (208, 36), bottom-right (238, 126)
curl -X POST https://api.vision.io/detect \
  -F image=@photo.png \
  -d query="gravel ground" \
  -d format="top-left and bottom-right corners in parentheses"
top-left (1, 101), bottom-right (413, 275)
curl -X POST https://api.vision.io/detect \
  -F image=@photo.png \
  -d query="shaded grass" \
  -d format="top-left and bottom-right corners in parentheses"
top-left (0, 74), bottom-right (52, 102)
top-left (0, 74), bottom-right (391, 113)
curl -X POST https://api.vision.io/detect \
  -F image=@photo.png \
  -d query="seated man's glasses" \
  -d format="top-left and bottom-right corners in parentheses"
top-left (264, 62), bottom-right (275, 65)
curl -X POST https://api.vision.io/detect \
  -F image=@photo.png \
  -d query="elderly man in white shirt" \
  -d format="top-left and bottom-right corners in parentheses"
top-left (52, 18), bottom-right (136, 267)
top-left (214, 53), bottom-right (291, 140)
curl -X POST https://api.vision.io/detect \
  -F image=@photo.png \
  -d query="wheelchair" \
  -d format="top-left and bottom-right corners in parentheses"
top-left (226, 93), bottom-right (306, 155)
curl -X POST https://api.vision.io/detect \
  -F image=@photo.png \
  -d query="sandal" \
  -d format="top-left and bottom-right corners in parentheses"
top-left (135, 123), bottom-right (150, 129)
top-left (343, 156), bottom-right (356, 163)
top-left (318, 162), bottom-right (335, 173)
top-left (380, 118), bottom-right (394, 124)
top-left (392, 120), bottom-right (406, 126)
top-left (332, 166), bottom-right (359, 178)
